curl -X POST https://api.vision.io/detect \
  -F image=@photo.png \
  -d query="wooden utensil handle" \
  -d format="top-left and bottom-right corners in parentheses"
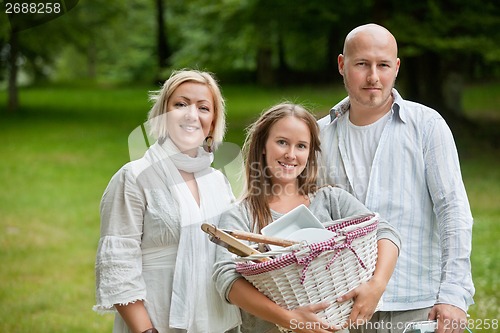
top-left (201, 223), bottom-right (268, 261)
top-left (224, 229), bottom-right (298, 247)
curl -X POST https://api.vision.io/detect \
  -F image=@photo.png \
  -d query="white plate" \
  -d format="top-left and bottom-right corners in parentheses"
top-left (287, 228), bottom-right (336, 244)
top-left (262, 204), bottom-right (325, 250)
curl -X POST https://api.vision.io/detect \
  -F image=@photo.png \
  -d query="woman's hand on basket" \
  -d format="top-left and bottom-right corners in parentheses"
top-left (336, 278), bottom-right (385, 329)
top-left (337, 238), bottom-right (399, 329)
top-left (283, 302), bottom-right (343, 332)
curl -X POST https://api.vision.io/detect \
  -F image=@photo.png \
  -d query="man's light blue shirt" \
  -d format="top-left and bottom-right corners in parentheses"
top-left (318, 89), bottom-right (474, 312)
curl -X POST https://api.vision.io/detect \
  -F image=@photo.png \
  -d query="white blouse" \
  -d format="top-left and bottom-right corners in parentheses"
top-left (94, 143), bottom-right (241, 333)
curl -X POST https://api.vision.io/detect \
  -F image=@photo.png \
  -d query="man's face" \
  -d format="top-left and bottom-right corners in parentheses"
top-left (338, 30), bottom-right (400, 114)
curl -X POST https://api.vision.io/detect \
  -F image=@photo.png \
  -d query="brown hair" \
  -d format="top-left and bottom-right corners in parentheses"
top-left (242, 102), bottom-right (321, 232)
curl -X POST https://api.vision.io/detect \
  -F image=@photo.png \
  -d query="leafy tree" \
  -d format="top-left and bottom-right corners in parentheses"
top-left (2, 0), bottom-right (498, 126)
top-left (166, 0), bottom-right (343, 85)
top-left (162, 0), bottom-right (499, 134)
top-left (382, 0), bottom-right (500, 126)
top-left (0, 0), bottom-right (126, 113)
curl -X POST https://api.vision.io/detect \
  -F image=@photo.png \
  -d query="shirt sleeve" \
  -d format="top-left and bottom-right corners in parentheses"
top-left (424, 117), bottom-right (475, 311)
top-left (93, 166), bottom-right (147, 313)
top-left (212, 203), bottom-right (252, 303)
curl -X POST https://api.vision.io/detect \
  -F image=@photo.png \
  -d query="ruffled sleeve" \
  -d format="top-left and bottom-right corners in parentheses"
top-left (93, 165), bottom-right (147, 313)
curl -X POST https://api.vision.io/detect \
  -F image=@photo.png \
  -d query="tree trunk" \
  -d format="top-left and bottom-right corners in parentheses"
top-left (326, 26), bottom-right (341, 83)
top-left (401, 51), bottom-right (475, 134)
top-left (276, 32), bottom-right (289, 84)
top-left (156, 0), bottom-right (170, 70)
top-left (7, 30), bottom-right (19, 113)
top-left (442, 71), bottom-right (464, 116)
top-left (256, 46), bottom-right (274, 86)
top-left (87, 41), bottom-right (97, 79)
top-left (401, 52), bottom-right (445, 112)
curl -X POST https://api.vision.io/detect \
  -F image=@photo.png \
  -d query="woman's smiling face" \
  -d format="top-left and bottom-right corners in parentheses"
top-left (166, 82), bottom-right (214, 155)
top-left (263, 116), bottom-right (311, 186)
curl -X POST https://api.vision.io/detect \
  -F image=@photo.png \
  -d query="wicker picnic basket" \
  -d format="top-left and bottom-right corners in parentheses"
top-left (235, 213), bottom-right (380, 330)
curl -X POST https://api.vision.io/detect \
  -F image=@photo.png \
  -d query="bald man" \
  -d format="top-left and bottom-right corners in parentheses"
top-left (318, 24), bottom-right (474, 333)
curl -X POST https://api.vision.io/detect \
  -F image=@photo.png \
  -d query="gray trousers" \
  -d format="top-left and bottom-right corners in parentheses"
top-left (349, 307), bottom-right (432, 333)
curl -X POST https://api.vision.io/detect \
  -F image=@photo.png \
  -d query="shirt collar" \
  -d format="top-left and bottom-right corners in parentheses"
top-left (328, 95), bottom-right (351, 122)
top-left (329, 88), bottom-right (406, 124)
top-left (391, 88), bottom-right (406, 123)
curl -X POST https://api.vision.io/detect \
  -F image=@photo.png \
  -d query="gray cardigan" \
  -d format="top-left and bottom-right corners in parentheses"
top-left (213, 186), bottom-right (401, 332)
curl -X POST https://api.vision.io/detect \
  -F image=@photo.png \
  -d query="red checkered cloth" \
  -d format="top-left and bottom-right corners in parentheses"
top-left (327, 214), bottom-right (377, 233)
top-left (236, 218), bottom-right (378, 284)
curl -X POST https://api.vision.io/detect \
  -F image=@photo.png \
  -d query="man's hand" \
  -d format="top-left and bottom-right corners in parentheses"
top-left (428, 303), bottom-right (467, 333)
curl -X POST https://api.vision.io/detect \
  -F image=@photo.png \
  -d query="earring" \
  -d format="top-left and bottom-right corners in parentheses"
top-left (204, 135), bottom-right (214, 153)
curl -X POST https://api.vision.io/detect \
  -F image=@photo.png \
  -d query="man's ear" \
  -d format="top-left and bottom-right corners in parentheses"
top-left (395, 57), bottom-right (401, 77)
top-left (338, 54), bottom-right (345, 76)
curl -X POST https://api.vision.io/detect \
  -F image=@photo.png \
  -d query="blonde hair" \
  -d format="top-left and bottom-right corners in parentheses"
top-left (242, 102), bottom-right (321, 232)
top-left (147, 69), bottom-right (226, 146)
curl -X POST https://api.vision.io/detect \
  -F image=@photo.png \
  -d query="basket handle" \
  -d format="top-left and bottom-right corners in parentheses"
top-left (341, 215), bottom-right (378, 233)
top-left (344, 221), bottom-right (378, 243)
top-left (324, 213), bottom-right (378, 233)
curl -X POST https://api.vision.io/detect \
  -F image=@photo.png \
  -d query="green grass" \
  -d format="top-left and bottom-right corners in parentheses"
top-left (0, 83), bottom-right (498, 332)
top-left (463, 81), bottom-right (500, 120)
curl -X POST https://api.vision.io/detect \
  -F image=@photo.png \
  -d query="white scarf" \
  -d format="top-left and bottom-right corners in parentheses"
top-left (147, 139), bottom-right (241, 332)
top-left (160, 138), bottom-right (214, 173)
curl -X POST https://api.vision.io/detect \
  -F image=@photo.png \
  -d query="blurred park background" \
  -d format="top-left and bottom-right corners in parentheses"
top-left (0, 0), bottom-right (499, 332)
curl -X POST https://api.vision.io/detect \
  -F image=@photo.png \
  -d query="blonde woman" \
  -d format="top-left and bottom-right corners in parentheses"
top-left (94, 70), bottom-right (241, 333)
